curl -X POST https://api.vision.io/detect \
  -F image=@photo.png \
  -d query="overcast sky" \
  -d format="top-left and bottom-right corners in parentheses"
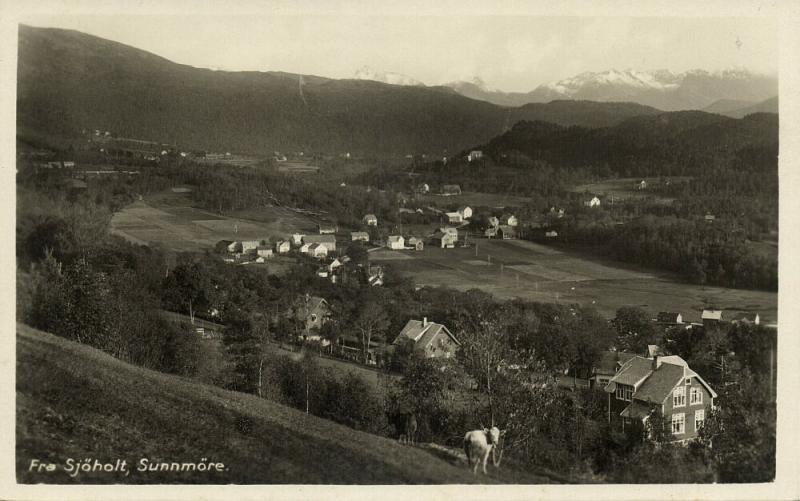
top-left (22, 15), bottom-right (777, 92)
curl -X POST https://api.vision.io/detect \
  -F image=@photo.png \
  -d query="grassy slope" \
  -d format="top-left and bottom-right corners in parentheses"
top-left (16, 324), bottom-right (489, 484)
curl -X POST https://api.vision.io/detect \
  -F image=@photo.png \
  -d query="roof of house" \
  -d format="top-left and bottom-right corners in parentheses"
top-left (393, 319), bottom-right (460, 349)
top-left (351, 231), bottom-right (369, 238)
top-left (432, 231), bottom-right (456, 240)
top-left (298, 296), bottom-right (329, 319)
top-left (408, 237), bottom-right (421, 244)
top-left (607, 354), bottom-right (718, 402)
top-left (387, 235), bottom-right (404, 244)
top-left (634, 362), bottom-right (685, 404)
top-left (657, 312), bottom-right (681, 322)
top-left (442, 184), bottom-right (461, 189)
top-left (594, 351), bottom-right (637, 376)
top-left (608, 356), bottom-right (654, 387)
top-left (620, 400), bottom-right (652, 420)
top-left (702, 309), bottom-right (722, 321)
top-left (446, 212), bottom-right (462, 218)
top-left (308, 243), bottom-right (327, 252)
top-left (304, 235), bottom-right (336, 244)
top-left (363, 214), bottom-right (377, 220)
top-left (458, 206), bottom-right (471, 211)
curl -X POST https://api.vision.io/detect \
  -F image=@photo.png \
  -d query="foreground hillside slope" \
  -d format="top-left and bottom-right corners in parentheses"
top-left (18, 25), bottom-right (659, 155)
top-left (16, 324), bottom-right (483, 484)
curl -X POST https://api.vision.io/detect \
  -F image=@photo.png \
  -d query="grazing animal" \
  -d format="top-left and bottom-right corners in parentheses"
top-left (464, 426), bottom-right (503, 475)
top-left (404, 414), bottom-right (418, 445)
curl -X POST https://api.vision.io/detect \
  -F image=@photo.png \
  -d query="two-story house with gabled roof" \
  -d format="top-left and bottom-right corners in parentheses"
top-left (604, 355), bottom-right (717, 443)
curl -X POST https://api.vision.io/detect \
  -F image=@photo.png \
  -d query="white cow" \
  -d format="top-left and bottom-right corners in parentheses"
top-left (463, 426), bottom-right (504, 475)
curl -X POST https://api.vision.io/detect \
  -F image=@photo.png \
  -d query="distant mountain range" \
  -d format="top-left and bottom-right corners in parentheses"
top-left (18, 26), bottom-right (665, 156)
top-left (17, 26), bottom-right (778, 157)
top-left (359, 67), bottom-right (777, 112)
top-left (703, 96), bottom-right (778, 118)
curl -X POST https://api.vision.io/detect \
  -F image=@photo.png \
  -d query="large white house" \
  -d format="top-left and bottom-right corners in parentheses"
top-left (387, 235), bottom-right (405, 250)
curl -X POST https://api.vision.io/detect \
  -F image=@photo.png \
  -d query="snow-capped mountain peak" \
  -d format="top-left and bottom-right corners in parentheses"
top-left (353, 66), bottom-right (425, 87)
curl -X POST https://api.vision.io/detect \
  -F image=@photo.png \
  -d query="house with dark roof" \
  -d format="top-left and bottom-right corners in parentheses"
top-left (656, 312), bottom-right (683, 325)
top-left (591, 351), bottom-right (638, 388)
top-left (393, 318), bottom-right (460, 359)
top-left (496, 225), bottom-right (516, 240)
top-left (303, 234), bottom-right (337, 251)
top-left (432, 230), bottom-right (457, 249)
top-left (731, 313), bottom-right (760, 326)
top-left (351, 231), bottom-right (370, 242)
top-left (604, 355), bottom-right (717, 442)
top-left (296, 296), bottom-right (330, 345)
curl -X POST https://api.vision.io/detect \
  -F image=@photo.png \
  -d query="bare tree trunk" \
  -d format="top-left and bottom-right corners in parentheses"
top-left (257, 358), bottom-right (264, 398)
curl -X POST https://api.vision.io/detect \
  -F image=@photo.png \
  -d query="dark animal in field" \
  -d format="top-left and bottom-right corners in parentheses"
top-left (463, 426), bottom-right (504, 475)
top-left (392, 412), bottom-right (418, 445)
top-left (402, 414), bottom-right (418, 445)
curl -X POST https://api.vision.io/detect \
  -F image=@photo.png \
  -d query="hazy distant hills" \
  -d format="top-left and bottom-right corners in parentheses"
top-left (475, 111), bottom-right (778, 177)
top-left (708, 96), bottom-right (778, 119)
top-left (18, 26), bottom-right (665, 156)
top-left (444, 69), bottom-right (777, 111)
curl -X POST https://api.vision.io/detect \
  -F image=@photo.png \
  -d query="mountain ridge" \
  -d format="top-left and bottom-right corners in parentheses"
top-left (17, 25), bottom-right (666, 156)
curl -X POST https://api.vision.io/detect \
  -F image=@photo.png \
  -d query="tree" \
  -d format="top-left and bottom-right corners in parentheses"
top-left (612, 307), bottom-right (658, 354)
top-left (455, 306), bottom-right (513, 424)
top-left (353, 300), bottom-right (389, 364)
top-left (162, 259), bottom-right (213, 323)
top-left (699, 370), bottom-right (775, 482)
top-left (223, 313), bottom-right (272, 395)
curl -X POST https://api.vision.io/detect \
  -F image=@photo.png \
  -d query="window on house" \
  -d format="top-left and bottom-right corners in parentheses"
top-left (672, 413), bottom-right (685, 434)
top-left (695, 410), bottom-right (705, 431)
top-left (310, 314), bottom-right (317, 323)
top-left (673, 386), bottom-right (686, 407)
top-left (686, 378), bottom-right (692, 385)
top-left (616, 385), bottom-right (633, 401)
top-left (690, 387), bottom-right (703, 405)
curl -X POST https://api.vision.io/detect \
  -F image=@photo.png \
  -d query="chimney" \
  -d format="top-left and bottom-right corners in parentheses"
top-left (652, 355), bottom-right (659, 371)
top-left (423, 317), bottom-right (428, 327)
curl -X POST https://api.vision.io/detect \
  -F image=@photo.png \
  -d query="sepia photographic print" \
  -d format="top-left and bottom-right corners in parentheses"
top-left (3, 1), bottom-right (799, 499)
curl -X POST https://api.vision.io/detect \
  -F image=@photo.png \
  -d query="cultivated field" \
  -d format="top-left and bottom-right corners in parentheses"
top-left (371, 238), bottom-right (777, 324)
top-left (569, 177), bottom-right (692, 204)
top-left (277, 160), bottom-right (320, 173)
top-left (110, 190), bottom-right (318, 253)
top-left (410, 191), bottom-right (533, 208)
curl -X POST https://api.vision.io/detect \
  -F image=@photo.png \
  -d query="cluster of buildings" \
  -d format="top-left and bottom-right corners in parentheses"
top-left (294, 297), bottom-right (460, 365)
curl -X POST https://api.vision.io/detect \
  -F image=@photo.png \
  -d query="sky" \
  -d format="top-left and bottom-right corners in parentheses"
top-left (21, 14), bottom-right (778, 92)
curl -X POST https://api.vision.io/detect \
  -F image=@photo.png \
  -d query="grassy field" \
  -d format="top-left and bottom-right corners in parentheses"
top-left (371, 238), bottom-right (777, 324)
top-left (110, 190), bottom-right (318, 253)
top-left (569, 177), bottom-right (692, 204)
top-left (16, 324), bottom-right (518, 484)
top-left (410, 191), bottom-right (532, 208)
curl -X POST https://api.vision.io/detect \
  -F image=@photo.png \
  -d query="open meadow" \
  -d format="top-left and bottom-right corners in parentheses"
top-left (569, 177), bottom-right (692, 204)
top-left (410, 191), bottom-right (533, 208)
top-left (371, 238), bottom-right (777, 324)
top-left (110, 189), bottom-right (319, 253)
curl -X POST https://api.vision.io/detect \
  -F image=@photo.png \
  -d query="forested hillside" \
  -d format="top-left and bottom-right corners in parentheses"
top-left (18, 25), bottom-right (660, 156)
